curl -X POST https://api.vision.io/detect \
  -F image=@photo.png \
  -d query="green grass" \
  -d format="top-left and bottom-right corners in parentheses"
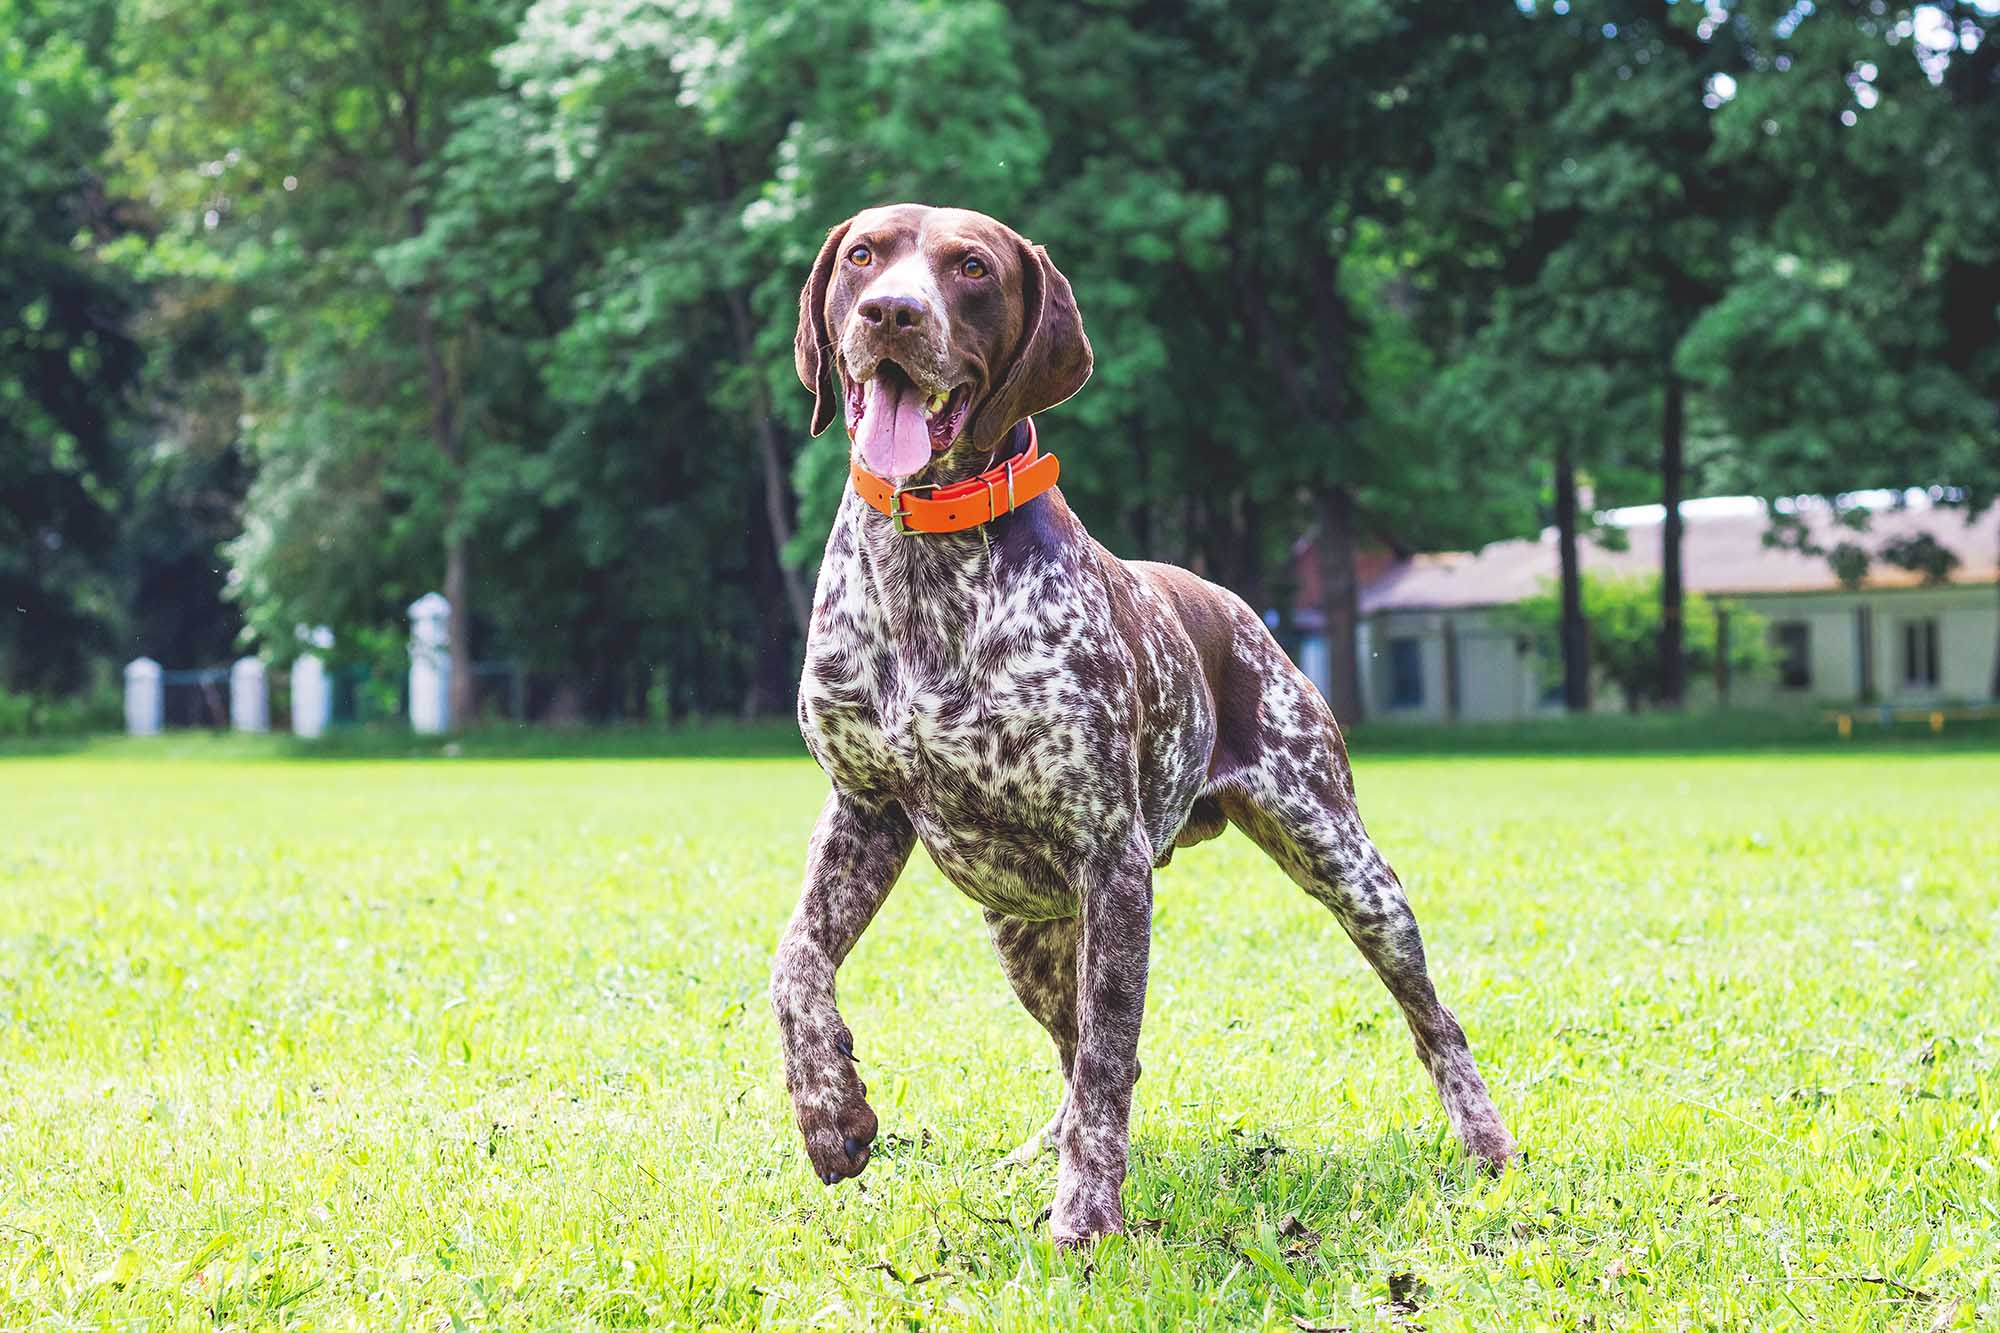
top-left (2, 746), bottom-right (1996, 1329)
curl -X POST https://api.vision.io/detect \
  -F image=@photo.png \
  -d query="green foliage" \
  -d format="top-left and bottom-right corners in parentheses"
top-left (1686, 0), bottom-right (2000, 559)
top-left (0, 0), bottom-right (141, 692)
top-left (1512, 572), bottom-right (1768, 710)
top-left (0, 683), bottom-right (121, 737)
top-left (3, 748), bottom-right (1998, 1325)
top-left (4, 0), bottom-right (1998, 711)
top-left (1423, 1), bottom-right (1768, 521)
top-left (397, 0), bottom-right (1054, 709)
top-left (113, 0), bottom-right (526, 677)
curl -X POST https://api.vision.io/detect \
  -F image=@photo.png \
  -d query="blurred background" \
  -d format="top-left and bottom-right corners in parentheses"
top-left (3, 0), bottom-right (1997, 739)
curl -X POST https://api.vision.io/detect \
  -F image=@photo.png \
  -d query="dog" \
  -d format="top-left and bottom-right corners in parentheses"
top-left (772, 203), bottom-right (1515, 1244)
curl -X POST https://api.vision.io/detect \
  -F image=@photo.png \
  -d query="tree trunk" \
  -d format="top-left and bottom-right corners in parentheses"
top-left (1553, 440), bottom-right (1590, 712)
top-left (709, 145), bottom-right (809, 637)
top-left (388, 66), bottom-right (478, 733)
top-left (1657, 372), bottom-right (1687, 709)
top-left (1992, 530), bottom-right (2000, 699)
top-left (443, 535), bottom-right (473, 727)
top-left (1130, 416), bottom-right (1152, 556)
top-left (741, 484), bottom-right (796, 719)
top-left (415, 301), bottom-right (476, 731)
top-left (1312, 483), bottom-right (1364, 724)
top-left (722, 286), bottom-right (811, 635)
top-left (1714, 604), bottom-right (1731, 705)
top-left (1236, 492), bottom-right (1265, 611)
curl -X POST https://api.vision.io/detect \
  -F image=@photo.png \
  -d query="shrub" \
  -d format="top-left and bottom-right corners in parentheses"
top-left (0, 686), bottom-right (123, 738)
top-left (1511, 573), bottom-right (1769, 710)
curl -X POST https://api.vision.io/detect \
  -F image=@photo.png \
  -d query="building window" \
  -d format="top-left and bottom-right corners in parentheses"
top-left (1387, 637), bottom-right (1424, 709)
top-left (1772, 621), bottom-right (1811, 691)
top-left (1901, 618), bottom-right (1940, 689)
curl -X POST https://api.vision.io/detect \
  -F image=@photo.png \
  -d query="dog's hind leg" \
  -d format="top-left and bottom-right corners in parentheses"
top-left (1214, 659), bottom-right (1515, 1170)
top-left (1226, 770), bottom-right (1515, 1168)
top-left (984, 909), bottom-right (1080, 1165)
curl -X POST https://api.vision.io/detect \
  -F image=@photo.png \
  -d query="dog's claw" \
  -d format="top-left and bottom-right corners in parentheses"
top-left (995, 1133), bottom-right (1048, 1169)
top-left (993, 1099), bottom-right (1067, 1169)
top-left (821, 1168), bottom-right (840, 1185)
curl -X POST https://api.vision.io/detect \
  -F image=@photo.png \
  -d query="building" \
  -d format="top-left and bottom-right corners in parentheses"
top-left (1290, 494), bottom-right (2000, 721)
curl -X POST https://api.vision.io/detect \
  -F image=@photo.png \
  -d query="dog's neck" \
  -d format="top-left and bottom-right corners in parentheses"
top-left (929, 416), bottom-right (1038, 490)
top-left (842, 417), bottom-right (1068, 655)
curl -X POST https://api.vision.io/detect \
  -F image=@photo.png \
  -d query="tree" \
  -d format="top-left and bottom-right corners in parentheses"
top-left (10, 0), bottom-right (1982, 724)
top-left (1684, 0), bottom-right (2000, 695)
top-left (1425, 338), bottom-right (1636, 713)
top-left (1512, 572), bottom-right (1766, 711)
top-left (386, 0), bottom-right (1052, 716)
top-left (0, 0), bottom-right (142, 693)
top-left (998, 0), bottom-right (1550, 723)
top-left (115, 0), bottom-right (524, 722)
top-left (1486, 1), bottom-right (1768, 711)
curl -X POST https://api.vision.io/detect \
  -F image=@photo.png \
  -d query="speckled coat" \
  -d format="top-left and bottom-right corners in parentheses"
top-left (771, 205), bottom-right (1514, 1245)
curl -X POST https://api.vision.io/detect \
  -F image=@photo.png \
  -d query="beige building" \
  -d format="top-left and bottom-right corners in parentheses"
top-left (1292, 496), bottom-right (2000, 721)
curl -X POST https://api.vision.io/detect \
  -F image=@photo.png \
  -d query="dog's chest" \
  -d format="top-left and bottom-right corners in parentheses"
top-left (800, 513), bottom-right (1136, 916)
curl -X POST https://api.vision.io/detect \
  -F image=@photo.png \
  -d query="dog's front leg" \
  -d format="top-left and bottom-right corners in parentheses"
top-left (1052, 831), bottom-right (1153, 1245)
top-left (771, 790), bottom-right (915, 1184)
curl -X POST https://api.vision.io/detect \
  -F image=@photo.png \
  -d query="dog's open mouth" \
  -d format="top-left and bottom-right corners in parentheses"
top-left (846, 361), bottom-right (971, 479)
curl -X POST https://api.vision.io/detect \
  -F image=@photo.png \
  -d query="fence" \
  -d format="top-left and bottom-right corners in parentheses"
top-left (126, 595), bottom-right (455, 738)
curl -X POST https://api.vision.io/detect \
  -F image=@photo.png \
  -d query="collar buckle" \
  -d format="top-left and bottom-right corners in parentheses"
top-left (890, 481), bottom-right (938, 536)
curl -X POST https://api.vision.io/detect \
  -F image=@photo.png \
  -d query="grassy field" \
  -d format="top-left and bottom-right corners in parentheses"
top-left (2, 740), bottom-right (1996, 1329)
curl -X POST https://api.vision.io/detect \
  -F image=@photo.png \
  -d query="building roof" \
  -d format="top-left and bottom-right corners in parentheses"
top-left (1360, 495), bottom-right (2000, 614)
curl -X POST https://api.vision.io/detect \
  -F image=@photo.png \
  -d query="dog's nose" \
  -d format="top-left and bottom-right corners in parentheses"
top-left (857, 293), bottom-right (928, 331)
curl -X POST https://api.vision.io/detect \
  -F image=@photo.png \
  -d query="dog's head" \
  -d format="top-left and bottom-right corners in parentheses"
top-left (794, 204), bottom-right (1092, 484)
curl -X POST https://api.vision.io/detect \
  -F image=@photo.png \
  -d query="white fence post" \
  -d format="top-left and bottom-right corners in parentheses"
top-left (408, 592), bottom-right (451, 735)
top-left (124, 657), bottom-right (163, 736)
top-left (230, 657), bottom-right (269, 733)
top-left (293, 625), bottom-right (334, 739)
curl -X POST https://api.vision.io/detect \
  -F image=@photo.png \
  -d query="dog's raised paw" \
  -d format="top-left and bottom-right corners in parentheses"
top-left (790, 1058), bottom-right (879, 1184)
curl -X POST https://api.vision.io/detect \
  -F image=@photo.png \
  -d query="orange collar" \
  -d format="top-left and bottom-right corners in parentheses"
top-left (849, 421), bottom-right (1060, 534)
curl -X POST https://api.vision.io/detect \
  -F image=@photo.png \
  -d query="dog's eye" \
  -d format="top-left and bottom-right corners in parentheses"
top-left (847, 244), bottom-right (871, 267)
top-left (962, 256), bottom-right (987, 279)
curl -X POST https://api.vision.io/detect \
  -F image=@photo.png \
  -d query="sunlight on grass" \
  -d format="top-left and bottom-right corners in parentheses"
top-left (2, 750), bottom-right (1995, 1328)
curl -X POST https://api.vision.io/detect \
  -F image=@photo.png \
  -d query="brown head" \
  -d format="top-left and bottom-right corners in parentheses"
top-left (794, 204), bottom-right (1092, 484)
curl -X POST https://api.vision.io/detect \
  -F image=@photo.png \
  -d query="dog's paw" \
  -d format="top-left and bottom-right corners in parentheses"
top-left (1051, 1175), bottom-right (1123, 1245)
top-left (1461, 1116), bottom-right (1518, 1174)
top-left (1051, 1206), bottom-right (1123, 1248)
top-left (789, 1053), bottom-right (878, 1184)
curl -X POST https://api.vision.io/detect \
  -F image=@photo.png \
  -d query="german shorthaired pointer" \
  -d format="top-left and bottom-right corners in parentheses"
top-left (773, 203), bottom-right (1515, 1245)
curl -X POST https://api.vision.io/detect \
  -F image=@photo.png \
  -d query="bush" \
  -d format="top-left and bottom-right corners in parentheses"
top-left (0, 686), bottom-right (123, 738)
top-left (1511, 573), bottom-right (1770, 711)
top-left (0, 690), bottom-right (32, 737)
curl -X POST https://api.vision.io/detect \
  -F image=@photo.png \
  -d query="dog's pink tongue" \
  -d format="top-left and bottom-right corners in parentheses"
top-left (855, 376), bottom-right (932, 479)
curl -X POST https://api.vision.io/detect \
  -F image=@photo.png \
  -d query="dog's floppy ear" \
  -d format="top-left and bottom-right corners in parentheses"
top-left (977, 236), bottom-right (1093, 444)
top-left (794, 220), bottom-right (852, 437)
